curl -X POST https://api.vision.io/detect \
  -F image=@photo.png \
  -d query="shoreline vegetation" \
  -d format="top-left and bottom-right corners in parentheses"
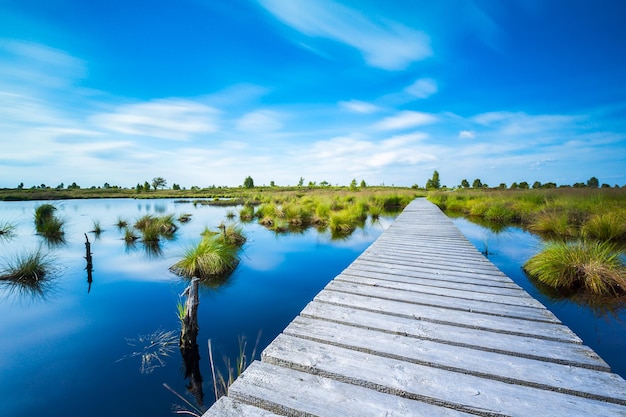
top-left (2, 181), bottom-right (626, 298)
top-left (427, 188), bottom-right (626, 297)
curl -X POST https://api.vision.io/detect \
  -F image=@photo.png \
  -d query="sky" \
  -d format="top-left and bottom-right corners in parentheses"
top-left (1, 0), bottom-right (625, 189)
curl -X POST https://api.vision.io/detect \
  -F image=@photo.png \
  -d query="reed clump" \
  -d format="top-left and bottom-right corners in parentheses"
top-left (34, 204), bottom-right (65, 240)
top-left (524, 240), bottom-right (626, 296)
top-left (170, 236), bottom-right (239, 279)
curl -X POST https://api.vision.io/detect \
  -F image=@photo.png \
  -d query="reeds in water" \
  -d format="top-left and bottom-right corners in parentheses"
top-left (524, 240), bottom-right (626, 296)
top-left (169, 236), bottom-right (239, 279)
top-left (34, 204), bottom-right (65, 240)
top-left (0, 249), bottom-right (56, 298)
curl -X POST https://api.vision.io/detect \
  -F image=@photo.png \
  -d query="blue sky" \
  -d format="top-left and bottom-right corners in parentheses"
top-left (1, 0), bottom-right (625, 189)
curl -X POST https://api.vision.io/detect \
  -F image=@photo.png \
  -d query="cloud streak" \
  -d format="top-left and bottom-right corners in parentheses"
top-left (258, 0), bottom-right (431, 70)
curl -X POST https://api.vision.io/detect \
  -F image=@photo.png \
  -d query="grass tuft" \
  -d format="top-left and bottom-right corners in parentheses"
top-left (524, 240), bottom-right (626, 296)
top-left (169, 236), bottom-right (239, 279)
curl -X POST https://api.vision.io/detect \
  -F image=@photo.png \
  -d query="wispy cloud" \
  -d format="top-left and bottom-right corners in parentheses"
top-left (90, 99), bottom-right (220, 140)
top-left (339, 100), bottom-right (381, 114)
top-left (0, 39), bottom-right (86, 89)
top-left (236, 110), bottom-right (282, 132)
top-left (458, 130), bottom-right (475, 139)
top-left (374, 110), bottom-right (438, 131)
top-left (405, 78), bottom-right (437, 99)
top-left (258, 0), bottom-right (431, 70)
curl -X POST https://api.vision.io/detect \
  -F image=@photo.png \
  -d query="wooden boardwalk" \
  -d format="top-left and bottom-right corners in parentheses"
top-left (203, 198), bottom-right (626, 416)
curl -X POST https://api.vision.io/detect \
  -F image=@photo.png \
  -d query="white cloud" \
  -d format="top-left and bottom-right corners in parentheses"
top-left (405, 78), bottom-right (437, 99)
top-left (0, 39), bottom-right (86, 89)
top-left (236, 110), bottom-right (282, 132)
top-left (90, 99), bottom-right (220, 140)
top-left (258, 0), bottom-right (431, 70)
top-left (339, 100), bottom-right (381, 114)
top-left (374, 110), bottom-right (438, 131)
top-left (458, 130), bottom-right (475, 139)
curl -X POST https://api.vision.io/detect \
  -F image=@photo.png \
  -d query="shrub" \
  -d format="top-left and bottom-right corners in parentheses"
top-left (524, 241), bottom-right (626, 296)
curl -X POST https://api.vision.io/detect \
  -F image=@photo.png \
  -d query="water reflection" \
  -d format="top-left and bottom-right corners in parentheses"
top-left (117, 329), bottom-right (178, 374)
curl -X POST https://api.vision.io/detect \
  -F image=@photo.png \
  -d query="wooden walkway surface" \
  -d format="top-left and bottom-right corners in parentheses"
top-left (203, 198), bottom-right (626, 416)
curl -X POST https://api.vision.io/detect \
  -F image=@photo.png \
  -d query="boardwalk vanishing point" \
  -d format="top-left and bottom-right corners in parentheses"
top-left (203, 198), bottom-right (626, 416)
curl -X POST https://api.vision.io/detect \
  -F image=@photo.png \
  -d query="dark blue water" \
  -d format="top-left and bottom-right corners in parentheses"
top-left (0, 199), bottom-right (392, 416)
top-left (452, 217), bottom-right (626, 379)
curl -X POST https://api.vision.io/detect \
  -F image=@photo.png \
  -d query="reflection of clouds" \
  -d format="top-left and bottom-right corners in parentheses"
top-left (242, 251), bottom-right (285, 271)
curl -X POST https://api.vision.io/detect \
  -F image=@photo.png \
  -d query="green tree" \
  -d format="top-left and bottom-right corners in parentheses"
top-left (349, 178), bottom-right (358, 191)
top-left (426, 170), bottom-right (441, 189)
top-left (498, 183), bottom-right (507, 189)
top-left (269, 180), bottom-right (275, 187)
top-left (17, 182), bottom-right (24, 189)
top-left (519, 181), bottom-right (529, 189)
top-left (532, 181), bottom-right (542, 189)
top-left (587, 176), bottom-right (599, 188)
top-left (144, 181), bottom-right (151, 191)
top-left (360, 179), bottom-right (367, 188)
top-left (472, 178), bottom-right (483, 188)
top-left (172, 183), bottom-right (181, 190)
top-left (243, 176), bottom-right (254, 189)
top-left (152, 177), bottom-right (167, 190)
top-left (297, 177), bottom-right (304, 187)
top-left (460, 179), bottom-right (470, 188)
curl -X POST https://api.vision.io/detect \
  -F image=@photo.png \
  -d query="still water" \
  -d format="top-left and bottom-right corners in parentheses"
top-left (0, 199), bottom-right (392, 416)
top-left (1, 200), bottom-right (624, 417)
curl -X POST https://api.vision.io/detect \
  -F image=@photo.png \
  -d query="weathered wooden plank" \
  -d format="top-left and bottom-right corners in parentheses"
top-left (340, 268), bottom-right (529, 297)
top-left (227, 361), bottom-right (476, 417)
top-left (350, 259), bottom-right (514, 284)
top-left (335, 273), bottom-right (546, 309)
top-left (314, 290), bottom-right (581, 342)
top-left (300, 301), bottom-right (609, 370)
top-left (262, 335), bottom-right (626, 417)
top-left (326, 280), bottom-right (558, 323)
top-left (347, 260), bottom-right (522, 290)
top-left (282, 316), bottom-right (626, 403)
top-left (202, 397), bottom-right (284, 417)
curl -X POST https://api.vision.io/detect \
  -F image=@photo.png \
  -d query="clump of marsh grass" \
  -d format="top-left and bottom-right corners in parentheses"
top-left (239, 205), bottom-right (255, 222)
top-left (216, 223), bottom-right (247, 247)
top-left (134, 214), bottom-right (179, 243)
top-left (91, 219), bottom-right (103, 236)
top-left (581, 212), bottom-right (626, 242)
top-left (328, 210), bottom-right (356, 235)
top-left (170, 236), bottom-right (239, 280)
top-left (0, 249), bottom-right (56, 298)
top-left (524, 240), bottom-right (626, 296)
top-left (34, 204), bottom-right (65, 240)
top-left (115, 217), bottom-right (128, 229)
top-left (528, 210), bottom-right (576, 238)
top-left (123, 227), bottom-right (139, 243)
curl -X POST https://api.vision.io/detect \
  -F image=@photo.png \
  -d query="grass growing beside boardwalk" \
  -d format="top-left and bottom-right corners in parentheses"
top-left (428, 188), bottom-right (626, 241)
top-left (524, 241), bottom-right (626, 296)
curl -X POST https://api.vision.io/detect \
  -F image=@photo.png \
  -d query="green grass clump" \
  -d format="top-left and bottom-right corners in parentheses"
top-left (328, 210), bottom-right (356, 235)
top-left (216, 224), bottom-right (247, 247)
top-left (581, 212), bottom-right (626, 242)
top-left (115, 217), bottom-right (128, 229)
top-left (484, 203), bottom-right (516, 224)
top-left (524, 241), bottom-right (626, 296)
top-left (34, 204), bottom-right (65, 240)
top-left (170, 236), bottom-right (239, 279)
top-left (528, 210), bottom-right (575, 238)
top-left (0, 249), bottom-right (56, 298)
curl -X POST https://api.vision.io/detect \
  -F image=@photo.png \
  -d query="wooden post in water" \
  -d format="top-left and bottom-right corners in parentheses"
top-left (180, 277), bottom-right (200, 349)
top-left (84, 233), bottom-right (93, 293)
top-left (180, 277), bottom-right (204, 406)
